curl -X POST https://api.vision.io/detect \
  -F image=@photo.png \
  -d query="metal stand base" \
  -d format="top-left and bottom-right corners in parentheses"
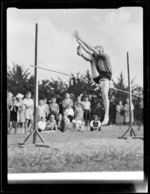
top-left (118, 126), bottom-right (143, 140)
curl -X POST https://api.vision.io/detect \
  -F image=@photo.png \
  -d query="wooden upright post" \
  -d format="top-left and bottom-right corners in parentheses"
top-left (118, 52), bottom-right (143, 140)
top-left (33, 23), bottom-right (38, 144)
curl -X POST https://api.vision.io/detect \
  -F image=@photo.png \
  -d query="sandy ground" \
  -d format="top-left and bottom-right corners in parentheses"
top-left (8, 125), bottom-right (143, 173)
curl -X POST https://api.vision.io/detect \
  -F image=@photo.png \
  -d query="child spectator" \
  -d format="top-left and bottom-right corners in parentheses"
top-left (7, 91), bottom-right (13, 134)
top-left (43, 97), bottom-right (50, 120)
top-left (90, 115), bottom-right (101, 131)
top-left (23, 91), bottom-right (34, 134)
top-left (37, 117), bottom-right (46, 132)
top-left (9, 97), bottom-right (19, 134)
top-left (62, 93), bottom-right (73, 113)
top-left (49, 97), bottom-right (59, 120)
top-left (82, 96), bottom-right (91, 127)
top-left (45, 115), bottom-right (57, 132)
top-left (74, 96), bottom-right (84, 121)
top-left (16, 93), bottom-right (25, 134)
top-left (57, 113), bottom-right (63, 132)
top-left (64, 104), bottom-right (74, 122)
top-left (38, 99), bottom-right (46, 120)
top-left (62, 114), bottom-right (70, 132)
top-left (72, 116), bottom-right (85, 132)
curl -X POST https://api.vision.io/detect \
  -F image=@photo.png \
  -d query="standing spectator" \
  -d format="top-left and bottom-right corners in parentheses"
top-left (37, 117), bottom-right (46, 132)
top-left (62, 114), bottom-right (70, 132)
top-left (90, 115), bottom-right (101, 131)
top-left (62, 93), bottom-right (73, 114)
top-left (137, 98), bottom-right (143, 130)
top-left (74, 96), bottom-right (84, 121)
top-left (16, 93), bottom-right (25, 134)
top-left (9, 97), bottom-right (19, 134)
top-left (23, 91), bottom-right (34, 133)
top-left (72, 116), bottom-right (85, 132)
top-left (116, 100), bottom-right (125, 126)
top-left (45, 115), bottom-right (57, 132)
top-left (124, 98), bottom-right (134, 125)
top-left (82, 96), bottom-right (91, 127)
top-left (64, 104), bottom-right (74, 122)
top-left (57, 113), bottom-right (63, 132)
top-left (49, 97), bottom-right (59, 120)
top-left (38, 99), bottom-right (46, 120)
top-left (7, 91), bottom-right (13, 134)
top-left (43, 97), bottom-right (50, 120)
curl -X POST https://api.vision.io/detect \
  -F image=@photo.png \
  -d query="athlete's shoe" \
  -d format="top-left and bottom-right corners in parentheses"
top-left (102, 116), bottom-right (109, 125)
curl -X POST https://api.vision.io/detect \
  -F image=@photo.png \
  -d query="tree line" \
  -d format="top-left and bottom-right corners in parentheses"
top-left (7, 63), bottom-right (143, 124)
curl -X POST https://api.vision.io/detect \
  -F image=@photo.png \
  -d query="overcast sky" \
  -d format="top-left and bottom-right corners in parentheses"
top-left (7, 7), bottom-right (143, 86)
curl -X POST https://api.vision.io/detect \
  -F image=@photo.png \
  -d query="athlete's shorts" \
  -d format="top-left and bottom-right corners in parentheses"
top-left (93, 71), bottom-right (111, 85)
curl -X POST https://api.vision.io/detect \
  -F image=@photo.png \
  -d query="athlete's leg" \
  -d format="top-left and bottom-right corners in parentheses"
top-left (100, 80), bottom-right (110, 125)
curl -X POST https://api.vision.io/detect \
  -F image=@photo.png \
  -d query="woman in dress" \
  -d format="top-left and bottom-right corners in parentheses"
top-left (74, 96), bottom-right (84, 121)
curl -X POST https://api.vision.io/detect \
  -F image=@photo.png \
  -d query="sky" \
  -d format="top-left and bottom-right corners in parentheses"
top-left (7, 7), bottom-right (143, 87)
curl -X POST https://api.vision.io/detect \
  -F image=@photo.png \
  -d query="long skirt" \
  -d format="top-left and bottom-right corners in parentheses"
top-left (116, 112), bottom-right (124, 124)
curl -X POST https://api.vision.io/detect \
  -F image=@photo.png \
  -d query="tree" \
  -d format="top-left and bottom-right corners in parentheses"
top-left (7, 63), bottom-right (32, 95)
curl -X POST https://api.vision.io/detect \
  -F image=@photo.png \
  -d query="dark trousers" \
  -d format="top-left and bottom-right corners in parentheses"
top-left (84, 109), bottom-right (91, 126)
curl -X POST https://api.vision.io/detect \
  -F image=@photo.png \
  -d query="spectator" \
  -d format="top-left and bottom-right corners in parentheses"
top-left (124, 98), bottom-right (134, 125)
top-left (9, 97), bottom-right (19, 134)
top-left (74, 96), bottom-right (84, 121)
top-left (37, 117), bottom-right (46, 132)
top-left (90, 115), bottom-right (101, 131)
top-left (72, 116), bottom-right (85, 132)
top-left (62, 114), bottom-right (70, 132)
top-left (7, 91), bottom-right (13, 134)
top-left (23, 91), bottom-right (34, 133)
top-left (57, 113), bottom-right (63, 132)
top-left (116, 100), bottom-right (125, 126)
top-left (62, 93), bottom-right (73, 113)
top-left (16, 93), bottom-right (25, 134)
top-left (49, 97), bottom-right (59, 120)
top-left (43, 97), bottom-right (50, 120)
top-left (38, 99), bottom-right (46, 121)
top-left (64, 104), bottom-right (74, 122)
top-left (82, 96), bottom-right (91, 126)
top-left (45, 115), bottom-right (57, 132)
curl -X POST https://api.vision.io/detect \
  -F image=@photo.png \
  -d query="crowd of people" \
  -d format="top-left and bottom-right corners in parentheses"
top-left (7, 91), bottom-right (100, 134)
top-left (7, 90), bottom-right (141, 135)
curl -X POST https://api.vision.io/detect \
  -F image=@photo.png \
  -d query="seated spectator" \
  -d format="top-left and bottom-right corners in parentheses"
top-left (49, 97), bottom-right (59, 120)
top-left (9, 97), bottom-right (19, 134)
top-left (64, 104), bottom-right (74, 122)
top-left (90, 115), bottom-right (101, 131)
top-left (45, 115), bottom-right (57, 132)
top-left (37, 117), bottom-right (46, 132)
top-left (72, 116), bottom-right (85, 132)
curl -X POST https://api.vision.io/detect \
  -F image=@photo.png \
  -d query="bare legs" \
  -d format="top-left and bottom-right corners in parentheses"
top-left (100, 80), bottom-right (110, 125)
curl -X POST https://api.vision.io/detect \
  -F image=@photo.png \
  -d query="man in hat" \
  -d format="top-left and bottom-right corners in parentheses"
top-left (73, 30), bottom-right (112, 125)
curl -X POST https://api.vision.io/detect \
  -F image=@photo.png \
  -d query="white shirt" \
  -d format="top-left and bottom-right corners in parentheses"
top-left (82, 101), bottom-right (91, 110)
top-left (64, 108), bottom-right (74, 116)
top-left (38, 121), bottom-right (46, 131)
top-left (90, 120), bottom-right (101, 128)
top-left (23, 98), bottom-right (33, 108)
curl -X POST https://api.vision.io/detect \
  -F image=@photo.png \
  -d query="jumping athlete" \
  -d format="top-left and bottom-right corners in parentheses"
top-left (73, 30), bottom-right (112, 125)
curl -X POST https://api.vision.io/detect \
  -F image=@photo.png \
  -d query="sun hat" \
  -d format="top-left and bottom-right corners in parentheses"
top-left (16, 93), bottom-right (24, 98)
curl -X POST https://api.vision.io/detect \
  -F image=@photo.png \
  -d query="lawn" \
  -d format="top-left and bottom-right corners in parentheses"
top-left (8, 125), bottom-right (143, 173)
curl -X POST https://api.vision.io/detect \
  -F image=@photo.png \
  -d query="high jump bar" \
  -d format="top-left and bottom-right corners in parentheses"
top-left (30, 65), bottom-right (70, 76)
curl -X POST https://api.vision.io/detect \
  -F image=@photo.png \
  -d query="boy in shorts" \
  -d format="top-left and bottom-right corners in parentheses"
top-left (73, 30), bottom-right (112, 125)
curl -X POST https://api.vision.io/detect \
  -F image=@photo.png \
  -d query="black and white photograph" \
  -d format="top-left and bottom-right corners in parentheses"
top-left (3, 2), bottom-right (148, 192)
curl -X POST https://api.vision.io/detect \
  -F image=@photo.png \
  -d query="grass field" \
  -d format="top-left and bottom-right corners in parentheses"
top-left (8, 125), bottom-right (143, 173)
